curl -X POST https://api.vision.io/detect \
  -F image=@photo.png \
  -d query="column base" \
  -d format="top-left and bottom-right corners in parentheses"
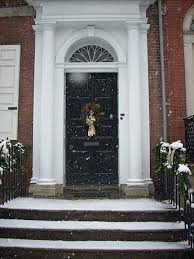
top-left (29, 183), bottom-right (63, 197)
top-left (120, 181), bottom-right (154, 197)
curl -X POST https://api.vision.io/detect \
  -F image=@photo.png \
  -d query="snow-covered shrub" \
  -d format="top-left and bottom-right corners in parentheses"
top-left (0, 139), bottom-right (11, 170)
top-left (0, 138), bottom-right (29, 175)
top-left (155, 140), bottom-right (192, 196)
top-left (176, 164), bottom-right (192, 196)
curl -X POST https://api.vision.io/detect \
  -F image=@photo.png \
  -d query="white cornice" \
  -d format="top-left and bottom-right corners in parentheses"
top-left (27, 0), bottom-right (152, 24)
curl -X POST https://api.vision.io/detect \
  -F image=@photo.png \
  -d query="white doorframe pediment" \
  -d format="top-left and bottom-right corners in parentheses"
top-left (56, 28), bottom-right (127, 64)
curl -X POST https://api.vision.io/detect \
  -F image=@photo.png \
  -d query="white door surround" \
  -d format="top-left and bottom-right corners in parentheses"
top-left (183, 5), bottom-right (194, 117)
top-left (28, 0), bottom-right (154, 197)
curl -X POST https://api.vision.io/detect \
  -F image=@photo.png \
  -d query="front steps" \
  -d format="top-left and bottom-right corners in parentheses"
top-left (0, 198), bottom-right (192, 259)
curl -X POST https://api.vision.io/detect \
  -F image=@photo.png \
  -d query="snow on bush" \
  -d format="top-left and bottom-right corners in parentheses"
top-left (170, 140), bottom-right (183, 150)
top-left (177, 164), bottom-right (192, 176)
top-left (155, 139), bottom-right (192, 198)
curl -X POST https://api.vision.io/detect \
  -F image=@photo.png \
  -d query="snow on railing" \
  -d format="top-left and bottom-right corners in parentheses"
top-left (155, 140), bottom-right (194, 249)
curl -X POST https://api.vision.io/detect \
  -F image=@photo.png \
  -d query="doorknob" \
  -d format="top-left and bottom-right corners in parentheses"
top-left (120, 113), bottom-right (125, 120)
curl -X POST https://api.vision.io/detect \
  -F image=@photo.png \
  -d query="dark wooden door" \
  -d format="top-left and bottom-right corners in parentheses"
top-left (66, 73), bottom-right (118, 185)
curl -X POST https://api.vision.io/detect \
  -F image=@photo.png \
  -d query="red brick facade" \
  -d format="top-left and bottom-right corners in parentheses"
top-left (147, 0), bottom-right (194, 176)
top-left (163, 0), bottom-right (193, 143)
top-left (147, 3), bottom-right (163, 175)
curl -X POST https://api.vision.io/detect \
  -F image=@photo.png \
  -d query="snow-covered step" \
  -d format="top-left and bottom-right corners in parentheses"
top-left (0, 238), bottom-right (189, 250)
top-left (0, 239), bottom-right (191, 259)
top-left (0, 219), bottom-right (186, 231)
top-left (0, 198), bottom-right (180, 222)
top-left (0, 197), bottom-right (176, 211)
top-left (0, 219), bottom-right (186, 242)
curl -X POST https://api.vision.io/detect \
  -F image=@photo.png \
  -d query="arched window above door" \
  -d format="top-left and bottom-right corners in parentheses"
top-left (70, 45), bottom-right (114, 63)
top-left (65, 37), bottom-right (118, 63)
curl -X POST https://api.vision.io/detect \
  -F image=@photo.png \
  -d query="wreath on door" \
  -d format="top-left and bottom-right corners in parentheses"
top-left (80, 102), bottom-right (105, 137)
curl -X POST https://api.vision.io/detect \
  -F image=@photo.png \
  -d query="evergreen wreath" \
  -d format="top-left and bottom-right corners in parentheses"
top-left (80, 102), bottom-right (105, 124)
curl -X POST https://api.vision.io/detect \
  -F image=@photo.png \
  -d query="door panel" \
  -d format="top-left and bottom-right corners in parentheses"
top-left (66, 73), bottom-right (118, 185)
top-left (0, 45), bottom-right (21, 140)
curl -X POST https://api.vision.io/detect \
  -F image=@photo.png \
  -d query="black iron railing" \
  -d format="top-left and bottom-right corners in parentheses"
top-left (0, 144), bottom-right (28, 204)
top-left (155, 146), bottom-right (194, 249)
top-left (184, 115), bottom-right (194, 163)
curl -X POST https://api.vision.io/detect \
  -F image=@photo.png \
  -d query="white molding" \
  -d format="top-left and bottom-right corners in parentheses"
top-left (183, 4), bottom-right (194, 32)
top-left (184, 41), bottom-right (194, 116)
top-left (30, 0), bottom-right (152, 190)
top-left (56, 28), bottom-right (127, 63)
top-left (184, 34), bottom-right (194, 43)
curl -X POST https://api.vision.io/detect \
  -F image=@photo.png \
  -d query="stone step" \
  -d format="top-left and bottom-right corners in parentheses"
top-left (0, 197), bottom-right (181, 222)
top-left (63, 185), bottom-right (120, 199)
top-left (0, 207), bottom-right (181, 222)
top-left (0, 219), bottom-right (186, 242)
top-left (0, 239), bottom-right (191, 259)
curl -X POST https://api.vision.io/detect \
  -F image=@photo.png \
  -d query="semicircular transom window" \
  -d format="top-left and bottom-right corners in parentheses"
top-left (70, 45), bottom-right (114, 62)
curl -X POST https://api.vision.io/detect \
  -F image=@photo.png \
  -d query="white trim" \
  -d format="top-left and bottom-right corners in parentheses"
top-left (58, 62), bottom-right (127, 72)
top-left (56, 28), bottom-right (127, 64)
top-left (30, 0), bottom-right (153, 193)
top-left (183, 6), bottom-right (194, 116)
top-left (183, 4), bottom-right (194, 32)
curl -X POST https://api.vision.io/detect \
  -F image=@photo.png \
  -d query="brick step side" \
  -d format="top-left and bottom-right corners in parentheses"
top-left (0, 208), bottom-right (181, 222)
top-left (0, 227), bottom-right (186, 242)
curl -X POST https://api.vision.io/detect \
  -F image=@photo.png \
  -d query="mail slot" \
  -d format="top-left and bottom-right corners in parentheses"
top-left (84, 142), bottom-right (99, 147)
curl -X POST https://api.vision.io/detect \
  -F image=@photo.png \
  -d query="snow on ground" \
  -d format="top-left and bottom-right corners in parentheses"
top-left (0, 219), bottom-right (185, 230)
top-left (0, 198), bottom-right (174, 211)
top-left (0, 239), bottom-right (189, 250)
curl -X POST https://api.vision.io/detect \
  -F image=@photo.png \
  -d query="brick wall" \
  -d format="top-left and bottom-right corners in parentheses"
top-left (147, 1), bottom-right (194, 177)
top-left (0, 2), bottom-right (34, 178)
top-left (163, 0), bottom-right (194, 143)
top-left (147, 2), bottom-right (163, 177)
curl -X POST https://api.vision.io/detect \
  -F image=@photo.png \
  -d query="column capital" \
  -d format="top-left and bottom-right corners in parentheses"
top-left (139, 23), bottom-right (150, 33)
top-left (36, 23), bottom-right (56, 31)
top-left (125, 21), bottom-right (140, 30)
top-left (32, 24), bottom-right (42, 34)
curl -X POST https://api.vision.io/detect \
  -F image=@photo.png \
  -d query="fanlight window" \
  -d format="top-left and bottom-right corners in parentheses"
top-left (70, 45), bottom-right (114, 62)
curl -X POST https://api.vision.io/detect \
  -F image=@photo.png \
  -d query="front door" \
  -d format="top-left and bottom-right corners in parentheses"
top-left (66, 73), bottom-right (118, 185)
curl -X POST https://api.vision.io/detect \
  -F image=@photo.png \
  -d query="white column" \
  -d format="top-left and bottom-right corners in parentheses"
top-left (126, 22), bottom-right (144, 185)
top-left (140, 23), bottom-right (152, 184)
top-left (53, 65), bottom-right (64, 185)
top-left (118, 64), bottom-right (129, 184)
top-left (31, 25), bottom-right (42, 184)
top-left (38, 24), bottom-right (56, 185)
top-left (184, 35), bottom-right (194, 116)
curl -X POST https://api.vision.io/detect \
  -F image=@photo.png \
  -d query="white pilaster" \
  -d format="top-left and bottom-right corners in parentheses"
top-left (53, 65), bottom-right (65, 185)
top-left (31, 25), bottom-right (42, 184)
top-left (184, 35), bottom-right (194, 117)
top-left (126, 22), bottom-right (144, 185)
top-left (38, 23), bottom-right (56, 185)
top-left (118, 64), bottom-right (129, 184)
top-left (140, 23), bottom-right (152, 184)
